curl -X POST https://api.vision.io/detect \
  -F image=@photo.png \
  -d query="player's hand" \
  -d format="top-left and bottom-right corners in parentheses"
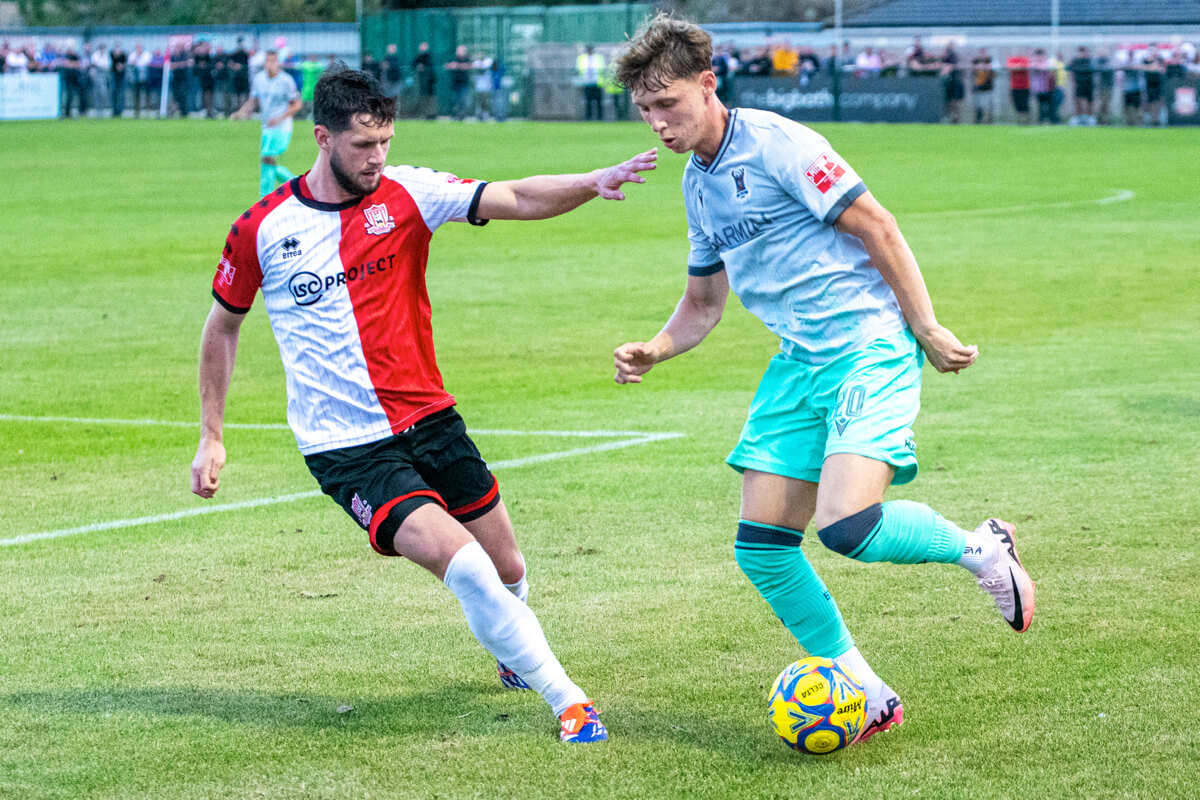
top-left (592, 148), bottom-right (657, 200)
top-left (915, 325), bottom-right (978, 373)
top-left (191, 437), bottom-right (227, 499)
top-left (614, 341), bottom-right (660, 384)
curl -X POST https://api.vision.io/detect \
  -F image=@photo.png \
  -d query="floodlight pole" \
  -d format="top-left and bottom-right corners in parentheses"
top-left (833, 0), bottom-right (843, 122)
top-left (834, 0), bottom-right (843, 49)
top-left (159, 58), bottom-right (171, 118)
top-left (1050, 0), bottom-right (1060, 59)
top-left (356, 0), bottom-right (363, 66)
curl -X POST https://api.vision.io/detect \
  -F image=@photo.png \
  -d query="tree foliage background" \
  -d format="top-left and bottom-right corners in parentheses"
top-left (15, 0), bottom-right (366, 25)
top-left (14, 0), bottom-right (863, 27)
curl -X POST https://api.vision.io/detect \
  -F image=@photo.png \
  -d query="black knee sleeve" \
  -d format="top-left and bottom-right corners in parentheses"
top-left (817, 503), bottom-right (883, 556)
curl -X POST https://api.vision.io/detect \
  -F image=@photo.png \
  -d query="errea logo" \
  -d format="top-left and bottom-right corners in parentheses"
top-left (281, 236), bottom-right (302, 259)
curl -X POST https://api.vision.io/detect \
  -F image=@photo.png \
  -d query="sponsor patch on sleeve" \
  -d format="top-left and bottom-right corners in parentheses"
top-left (217, 256), bottom-right (237, 287)
top-left (445, 174), bottom-right (477, 184)
top-left (804, 153), bottom-right (846, 194)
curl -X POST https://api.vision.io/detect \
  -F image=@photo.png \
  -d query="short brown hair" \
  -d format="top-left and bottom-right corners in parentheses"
top-left (314, 63), bottom-right (396, 132)
top-left (614, 13), bottom-right (712, 93)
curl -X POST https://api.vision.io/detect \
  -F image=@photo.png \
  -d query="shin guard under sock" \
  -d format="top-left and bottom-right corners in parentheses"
top-left (443, 542), bottom-right (585, 714)
top-left (734, 521), bottom-right (853, 659)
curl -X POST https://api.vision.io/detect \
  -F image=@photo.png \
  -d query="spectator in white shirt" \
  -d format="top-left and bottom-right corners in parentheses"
top-left (5, 42), bottom-right (30, 74)
top-left (854, 47), bottom-right (882, 78)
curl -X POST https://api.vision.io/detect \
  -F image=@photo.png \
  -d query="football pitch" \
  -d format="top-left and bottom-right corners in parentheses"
top-left (1, 117), bottom-right (1197, 799)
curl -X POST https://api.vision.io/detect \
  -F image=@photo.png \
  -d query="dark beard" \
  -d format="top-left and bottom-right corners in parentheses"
top-left (329, 150), bottom-right (381, 198)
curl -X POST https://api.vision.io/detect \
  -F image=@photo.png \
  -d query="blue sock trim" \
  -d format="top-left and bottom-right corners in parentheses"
top-left (817, 503), bottom-right (883, 557)
top-left (739, 520), bottom-right (804, 537)
top-left (733, 543), bottom-right (793, 553)
top-left (736, 520), bottom-right (803, 547)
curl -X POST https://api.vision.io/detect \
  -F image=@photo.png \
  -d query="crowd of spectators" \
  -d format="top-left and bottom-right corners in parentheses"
top-left (712, 36), bottom-right (1200, 125)
top-left (0, 35), bottom-right (342, 119)
top-left (361, 41), bottom-right (515, 122)
top-left (4, 33), bottom-right (1199, 125)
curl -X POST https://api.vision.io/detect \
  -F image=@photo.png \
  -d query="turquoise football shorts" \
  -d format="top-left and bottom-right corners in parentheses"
top-left (726, 328), bottom-right (923, 486)
top-left (259, 126), bottom-right (292, 158)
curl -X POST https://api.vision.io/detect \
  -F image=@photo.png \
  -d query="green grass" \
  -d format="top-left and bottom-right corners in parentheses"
top-left (1, 117), bottom-right (1197, 799)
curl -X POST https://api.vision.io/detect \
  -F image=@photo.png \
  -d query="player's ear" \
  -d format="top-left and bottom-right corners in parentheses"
top-left (699, 69), bottom-right (718, 95)
top-left (313, 124), bottom-right (332, 149)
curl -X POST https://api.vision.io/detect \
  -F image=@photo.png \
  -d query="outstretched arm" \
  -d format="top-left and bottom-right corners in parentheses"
top-left (614, 270), bottom-right (729, 384)
top-left (475, 148), bottom-right (657, 221)
top-left (230, 95), bottom-right (259, 120)
top-left (267, 97), bottom-right (303, 128)
top-left (191, 301), bottom-right (246, 498)
top-left (835, 190), bottom-right (978, 373)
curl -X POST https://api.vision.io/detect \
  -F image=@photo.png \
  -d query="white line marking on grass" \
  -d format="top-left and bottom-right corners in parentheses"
top-left (0, 429), bottom-right (684, 548)
top-left (0, 491), bottom-right (324, 547)
top-left (0, 414), bottom-right (289, 430)
top-left (0, 414), bottom-right (676, 439)
top-left (904, 188), bottom-right (1133, 218)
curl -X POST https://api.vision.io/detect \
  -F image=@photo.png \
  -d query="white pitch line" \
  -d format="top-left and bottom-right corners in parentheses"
top-left (0, 431), bottom-right (684, 548)
top-left (0, 491), bottom-right (324, 547)
top-left (904, 188), bottom-right (1134, 218)
top-left (0, 414), bottom-right (289, 430)
top-left (0, 414), bottom-right (671, 439)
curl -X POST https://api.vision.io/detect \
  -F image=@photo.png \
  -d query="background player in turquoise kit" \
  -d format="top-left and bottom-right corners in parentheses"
top-left (232, 49), bottom-right (302, 197)
top-left (612, 14), bottom-right (1036, 744)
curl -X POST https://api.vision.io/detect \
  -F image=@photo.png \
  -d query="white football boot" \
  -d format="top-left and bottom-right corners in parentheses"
top-left (974, 519), bottom-right (1036, 633)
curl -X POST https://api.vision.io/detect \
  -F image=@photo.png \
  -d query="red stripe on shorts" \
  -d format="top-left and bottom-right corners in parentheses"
top-left (368, 490), bottom-right (446, 556)
top-left (448, 476), bottom-right (499, 518)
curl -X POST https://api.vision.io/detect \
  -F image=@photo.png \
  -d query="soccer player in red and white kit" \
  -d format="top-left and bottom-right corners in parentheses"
top-left (190, 65), bottom-right (657, 743)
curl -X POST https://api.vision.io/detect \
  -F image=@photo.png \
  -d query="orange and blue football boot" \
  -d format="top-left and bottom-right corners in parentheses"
top-left (559, 700), bottom-right (608, 743)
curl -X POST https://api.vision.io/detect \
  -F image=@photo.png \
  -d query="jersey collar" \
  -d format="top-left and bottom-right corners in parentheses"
top-left (293, 174), bottom-right (364, 211)
top-left (690, 108), bottom-right (738, 174)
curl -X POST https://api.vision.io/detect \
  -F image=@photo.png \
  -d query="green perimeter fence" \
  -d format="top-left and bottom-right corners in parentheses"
top-left (362, 3), bottom-right (652, 119)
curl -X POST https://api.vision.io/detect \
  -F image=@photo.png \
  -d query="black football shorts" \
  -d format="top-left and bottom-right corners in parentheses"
top-left (304, 407), bottom-right (500, 556)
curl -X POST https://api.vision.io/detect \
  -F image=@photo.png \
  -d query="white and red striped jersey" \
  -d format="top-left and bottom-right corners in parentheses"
top-left (212, 166), bottom-right (488, 455)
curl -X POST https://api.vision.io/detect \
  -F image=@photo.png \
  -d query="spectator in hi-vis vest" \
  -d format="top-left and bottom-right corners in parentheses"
top-left (577, 44), bottom-right (605, 120)
top-left (603, 61), bottom-right (629, 121)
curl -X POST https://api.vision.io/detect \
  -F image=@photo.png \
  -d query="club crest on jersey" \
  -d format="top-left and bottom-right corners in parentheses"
top-left (804, 153), bottom-right (845, 194)
top-left (363, 203), bottom-right (395, 236)
top-left (730, 167), bottom-right (750, 199)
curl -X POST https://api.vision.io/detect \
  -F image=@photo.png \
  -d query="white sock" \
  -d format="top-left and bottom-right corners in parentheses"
top-left (502, 558), bottom-right (529, 603)
top-left (443, 542), bottom-right (585, 715)
top-left (957, 528), bottom-right (996, 574)
top-left (834, 646), bottom-right (885, 699)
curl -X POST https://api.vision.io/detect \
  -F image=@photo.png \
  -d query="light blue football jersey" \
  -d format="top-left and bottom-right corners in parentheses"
top-left (251, 69), bottom-right (300, 134)
top-left (683, 107), bottom-right (906, 364)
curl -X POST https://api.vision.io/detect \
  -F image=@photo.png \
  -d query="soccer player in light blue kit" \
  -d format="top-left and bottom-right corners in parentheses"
top-left (612, 15), bottom-right (1036, 744)
top-left (232, 49), bottom-right (302, 197)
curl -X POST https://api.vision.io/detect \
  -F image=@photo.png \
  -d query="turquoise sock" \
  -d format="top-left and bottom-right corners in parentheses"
top-left (259, 163), bottom-right (275, 197)
top-left (273, 164), bottom-right (295, 185)
top-left (734, 521), bottom-right (853, 659)
top-left (822, 500), bottom-right (966, 565)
